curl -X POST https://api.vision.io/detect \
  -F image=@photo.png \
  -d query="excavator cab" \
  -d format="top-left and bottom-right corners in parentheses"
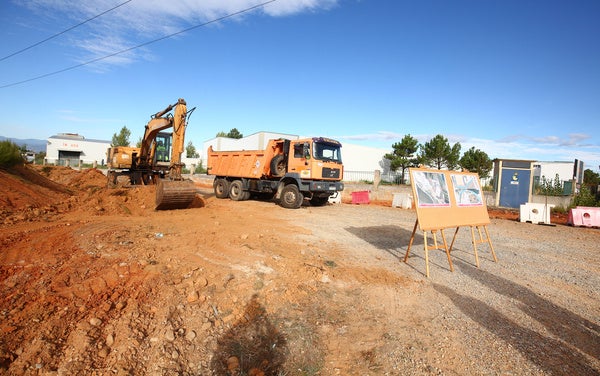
top-left (154, 133), bottom-right (171, 164)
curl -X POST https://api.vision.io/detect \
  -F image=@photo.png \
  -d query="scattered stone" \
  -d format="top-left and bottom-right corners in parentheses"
top-left (186, 291), bottom-right (199, 303)
top-left (185, 330), bottom-right (196, 341)
top-left (248, 368), bottom-right (265, 376)
top-left (227, 356), bottom-right (240, 373)
top-left (89, 317), bottom-right (102, 326)
top-left (195, 277), bottom-right (208, 287)
top-left (98, 347), bottom-right (109, 358)
top-left (164, 329), bottom-right (175, 342)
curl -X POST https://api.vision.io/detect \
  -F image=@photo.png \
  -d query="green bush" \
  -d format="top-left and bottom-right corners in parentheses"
top-left (0, 140), bottom-right (24, 167)
top-left (182, 164), bottom-right (206, 174)
top-left (571, 185), bottom-right (599, 207)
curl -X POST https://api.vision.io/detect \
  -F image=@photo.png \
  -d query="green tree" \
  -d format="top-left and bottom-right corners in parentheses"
top-left (583, 168), bottom-right (599, 187)
top-left (537, 174), bottom-right (563, 196)
top-left (0, 140), bottom-right (24, 167)
top-left (572, 185), bottom-right (599, 207)
top-left (459, 147), bottom-right (493, 179)
top-left (384, 134), bottom-right (419, 184)
top-left (216, 128), bottom-right (243, 139)
top-left (112, 126), bottom-right (131, 147)
top-left (186, 141), bottom-right (200, 158)
top-left (35, 151), bottom-right (47, 165)
top-left (418, 134), bottom-right (461, 170)
top-left (582, 168), bottom-right (600, 202)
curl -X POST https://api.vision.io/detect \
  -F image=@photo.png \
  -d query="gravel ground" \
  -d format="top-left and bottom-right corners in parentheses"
top-left (289, 203), bottom-right (600, 375)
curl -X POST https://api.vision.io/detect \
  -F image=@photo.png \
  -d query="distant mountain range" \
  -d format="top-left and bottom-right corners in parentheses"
top-left (0, 136), bottom-right (47, 152)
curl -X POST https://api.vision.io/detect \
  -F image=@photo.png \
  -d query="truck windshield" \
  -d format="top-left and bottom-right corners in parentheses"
top-left (313, 142), bottom-right (342, 163)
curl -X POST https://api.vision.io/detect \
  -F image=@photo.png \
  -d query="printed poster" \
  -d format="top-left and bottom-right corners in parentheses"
top-left (413, 171), bottom-right (450, 207)
top-left (451, 174), bottom-right (483, 207)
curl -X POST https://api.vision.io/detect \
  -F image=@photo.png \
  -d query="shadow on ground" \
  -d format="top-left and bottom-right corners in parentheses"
top-left (434, 259), bottom-right (600, 375)
top-left (211, 294), bottom-right (287, 375)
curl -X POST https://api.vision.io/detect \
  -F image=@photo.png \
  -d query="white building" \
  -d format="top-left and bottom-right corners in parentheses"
top-left (533, 160), bottom-right (584, 193)
top-left (46, 133), bottom-right (111, 166)
top-left (202, 131), bottom-right (300, 155)
top-left (202, 131), bottom-right (391, 181)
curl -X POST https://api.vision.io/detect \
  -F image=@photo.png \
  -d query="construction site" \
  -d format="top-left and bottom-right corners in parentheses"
top-left (0, 163), bottom-right (598, 375)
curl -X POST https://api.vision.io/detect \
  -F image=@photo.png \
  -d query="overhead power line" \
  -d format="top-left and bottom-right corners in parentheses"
top-left (0, 0), bottom-right (134, 62)
top-left (0, 0), bottom-right (276, 89)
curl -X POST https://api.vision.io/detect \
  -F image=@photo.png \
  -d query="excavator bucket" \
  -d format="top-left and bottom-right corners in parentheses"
top-left (155, 179), bottom-right (197, 210)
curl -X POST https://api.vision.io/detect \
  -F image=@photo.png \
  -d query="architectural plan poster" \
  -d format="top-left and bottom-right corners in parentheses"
top-left (409, 168), bottom-right (490, 231)
top-left (412, 170), bottom-right (450, 207)
top-left (451, 173), bottom-right (483, 206)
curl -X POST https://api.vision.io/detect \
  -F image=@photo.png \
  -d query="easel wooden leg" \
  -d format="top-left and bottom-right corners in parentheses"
top-left (423, 231), bottom-right (430, 278)
top-left (404, 221), bottom-right (456, 278)
top-left (404, 219), bottom-right (419, 262)
top-left (441, 229), bottom-right (454, 272)
top-left (449, 227), bottom-right (460, 253)
top-left (470, 226), bottom-right (480, 267)
top-left (484, 225), bottom-right (498, 262)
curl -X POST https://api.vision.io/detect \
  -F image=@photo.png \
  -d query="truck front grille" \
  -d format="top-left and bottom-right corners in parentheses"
top-left (322, 168), bottom-right (340, 179)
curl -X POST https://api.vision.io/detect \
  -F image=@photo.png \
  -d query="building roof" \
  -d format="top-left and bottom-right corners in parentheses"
top-left (48, 133), bottom-right (110, 144)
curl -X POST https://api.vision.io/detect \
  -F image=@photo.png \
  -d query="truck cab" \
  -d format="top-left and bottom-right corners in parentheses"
top-left (286, 137), bottom-right (343, 181)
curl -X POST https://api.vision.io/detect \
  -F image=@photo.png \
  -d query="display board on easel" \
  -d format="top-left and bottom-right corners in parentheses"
top-left (409, 168), bottom-right (490, 231)
top-left (404, 168), bottom-right (497, 277)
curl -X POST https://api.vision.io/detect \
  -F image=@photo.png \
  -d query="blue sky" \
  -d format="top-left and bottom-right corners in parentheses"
top-left (1, 0), bottom-right (599, 172)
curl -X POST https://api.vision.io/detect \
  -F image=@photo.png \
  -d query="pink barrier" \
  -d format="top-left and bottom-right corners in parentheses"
top-left (568, 206), bottom-right (600, 227)
top-left (351, 190), bottom-right (370, 205)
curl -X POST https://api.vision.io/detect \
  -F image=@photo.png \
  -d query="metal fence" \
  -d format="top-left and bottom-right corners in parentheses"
top-left (343, 170), bottom-right (406, 184)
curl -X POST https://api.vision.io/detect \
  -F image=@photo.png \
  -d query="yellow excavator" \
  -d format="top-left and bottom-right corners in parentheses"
top-left (107, 98), bottom-right (198, 210)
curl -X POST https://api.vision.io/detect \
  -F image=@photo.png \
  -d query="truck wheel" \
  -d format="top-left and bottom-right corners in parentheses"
top-left (310, 195), bottom-right (329, 206)
top-left (270, 154), bottom-right (286, 177)
top-left (229, 180), bottom-right (247, 201)
top-left (280, 184), bottom-right (303, 209)
top-left (214, 178), bottom-right (230, 199)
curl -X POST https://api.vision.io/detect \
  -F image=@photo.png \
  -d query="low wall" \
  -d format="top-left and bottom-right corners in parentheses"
top-left (530, 194), bottom-right (572, 208)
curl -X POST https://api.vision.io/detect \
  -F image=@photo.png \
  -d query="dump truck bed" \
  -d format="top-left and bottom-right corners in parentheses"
top-left (207, 146), bottom-right (277, 179)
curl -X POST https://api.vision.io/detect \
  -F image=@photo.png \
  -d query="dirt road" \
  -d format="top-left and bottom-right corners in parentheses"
top-left (1, 165), bottom-right (599, 375)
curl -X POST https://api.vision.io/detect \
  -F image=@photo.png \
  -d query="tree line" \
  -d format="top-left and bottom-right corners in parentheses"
top-left (384, 134), bottom-right (492, 184)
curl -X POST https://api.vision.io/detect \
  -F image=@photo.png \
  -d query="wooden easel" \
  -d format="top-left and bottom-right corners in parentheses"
top-left (447, 225), bottom-right (498, 267)
top-left (404, 219), bottom-right (454, 278)
top-left (405, 221), bottom-right (497, 277)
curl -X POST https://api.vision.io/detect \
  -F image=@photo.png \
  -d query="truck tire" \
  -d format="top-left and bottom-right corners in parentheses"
top-left (280, 184), bottom-right (304, 209)
top-left (229, 180), bottom-right (249, 201)
top-left (214, 178), bottom-right (230, 199)
top-left (270, 154), bottom-right (286, 177)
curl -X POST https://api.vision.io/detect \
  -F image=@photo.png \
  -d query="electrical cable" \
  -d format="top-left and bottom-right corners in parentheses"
top-left (1, 0), bottom-right (276, 89)
top-left (0, 0), bottom-right (134, 62)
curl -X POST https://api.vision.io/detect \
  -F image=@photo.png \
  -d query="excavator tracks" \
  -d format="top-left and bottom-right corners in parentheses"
top-left (155, 179), bottom-right (197, 210)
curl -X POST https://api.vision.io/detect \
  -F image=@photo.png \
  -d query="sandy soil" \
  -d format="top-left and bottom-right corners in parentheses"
top-left (0, 165), bottom-right (597, 375)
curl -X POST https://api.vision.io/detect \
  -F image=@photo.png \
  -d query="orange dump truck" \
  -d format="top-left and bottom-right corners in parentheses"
top-left (207, 137), bottom-right (344, 209)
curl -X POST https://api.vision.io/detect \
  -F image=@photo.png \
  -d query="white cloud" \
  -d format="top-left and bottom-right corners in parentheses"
top-left (338, 132), bottom-right (600, 171)
top-left (22, 0), bottom-right (338, 67)
top-left (498, 133), bottom-right (595, 148)
top-left (338, 131), bottom-right (405, 141)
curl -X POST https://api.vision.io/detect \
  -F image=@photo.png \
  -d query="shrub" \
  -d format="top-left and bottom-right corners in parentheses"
top-left (571, 185), bottom-right (599, 207)
top-left (0, 140), bottom-right (24, 167)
